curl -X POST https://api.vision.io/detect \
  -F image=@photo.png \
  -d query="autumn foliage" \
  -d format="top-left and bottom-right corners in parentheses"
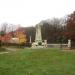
top-left (14, 28), bottom-right (27, 44)
top-left (0, 32), bottom-right (13, 43)
top-left (65, 11), bottom-right (75, 41)
top-left (0, 28), bottom-right (27, 44)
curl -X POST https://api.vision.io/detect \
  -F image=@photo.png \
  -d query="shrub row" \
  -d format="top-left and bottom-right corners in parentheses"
top-left (1, 42), bottom-right (31, 48)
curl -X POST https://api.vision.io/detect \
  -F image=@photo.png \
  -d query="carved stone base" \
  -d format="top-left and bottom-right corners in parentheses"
top-left (32, 42), bottom-right (47, 48)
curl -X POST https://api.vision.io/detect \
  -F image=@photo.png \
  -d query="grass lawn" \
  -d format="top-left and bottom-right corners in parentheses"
top-left (0, 48), bottom-right (75, 75)
top-left (0, 47), bottom-right (7, 52)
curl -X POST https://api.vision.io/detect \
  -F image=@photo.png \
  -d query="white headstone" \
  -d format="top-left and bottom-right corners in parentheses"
top-left (44, 40), bottom-right (47, 47)
top-left (68, 39), bottom-right (71, 48)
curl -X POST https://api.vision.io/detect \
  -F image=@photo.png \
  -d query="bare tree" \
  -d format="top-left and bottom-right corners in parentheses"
top-left (1, 23), bottom-right (8, 34)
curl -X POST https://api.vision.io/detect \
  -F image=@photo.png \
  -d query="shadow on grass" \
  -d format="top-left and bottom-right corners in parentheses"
top-left (0, 47), bottom-right (7, 52)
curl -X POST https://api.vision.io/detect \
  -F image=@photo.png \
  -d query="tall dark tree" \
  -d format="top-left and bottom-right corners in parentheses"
top-left (22, 18), bottom-right (65, 44)
top-left (65, 11), bottom-right (75, 47)
top-left (41, 18), bottom-right (65, 43)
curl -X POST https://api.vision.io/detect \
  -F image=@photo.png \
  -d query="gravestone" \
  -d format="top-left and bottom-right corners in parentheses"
top-left (68, 39), bottom-right (71, 49)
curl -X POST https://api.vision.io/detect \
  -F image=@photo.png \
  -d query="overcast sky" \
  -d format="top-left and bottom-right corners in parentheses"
top-left (0, 0), bottom-right (75, 27)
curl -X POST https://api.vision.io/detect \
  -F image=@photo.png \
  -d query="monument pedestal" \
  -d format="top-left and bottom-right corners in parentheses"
top-left (32, 41), bottom-right (47, 48)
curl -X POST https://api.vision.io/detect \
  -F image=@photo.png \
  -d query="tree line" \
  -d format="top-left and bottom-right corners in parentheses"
top-left (25, 11), bottom-right (75, 48)
top-left (25, 18), bottom-right (66, 44)
top-left (0, 11), bottom-right (75, 48)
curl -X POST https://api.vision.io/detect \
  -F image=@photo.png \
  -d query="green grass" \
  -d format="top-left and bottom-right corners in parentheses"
top-left (0, 48), bottom-right (75, 75)
top-left (0, 47), bottom-right (7, 52)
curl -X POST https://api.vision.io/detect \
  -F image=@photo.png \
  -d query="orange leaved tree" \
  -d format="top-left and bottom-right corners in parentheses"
top-left (15, 28), bottom-right (27, 44)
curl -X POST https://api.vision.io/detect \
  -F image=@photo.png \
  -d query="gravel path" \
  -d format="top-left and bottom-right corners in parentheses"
top-left (0, 47), bottom-right (18, 54)
top-left (0, 52), bottom-right (9, 54)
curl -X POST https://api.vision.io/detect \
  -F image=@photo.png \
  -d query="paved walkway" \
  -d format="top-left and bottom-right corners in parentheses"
top-left (0, 52), bottom-right (9, 54)
top-left (0, 47), bottom-right (18, 54)
top-left (4, 47), bottom-right (19, 51)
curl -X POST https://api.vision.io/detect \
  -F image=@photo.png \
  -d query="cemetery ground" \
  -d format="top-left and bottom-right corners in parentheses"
top-left (0, 48), bottom-right (75, 75)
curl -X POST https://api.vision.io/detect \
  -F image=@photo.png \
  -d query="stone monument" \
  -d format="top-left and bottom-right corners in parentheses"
top-left (32, 23), bottom-right (47, 48)
top-left (35, 24), bottom-right (42, 42)
top-left (68, 39), bottom-right (71, 49)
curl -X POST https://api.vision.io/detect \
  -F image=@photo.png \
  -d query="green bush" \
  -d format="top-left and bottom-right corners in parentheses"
top-left (38, 42), bottom-right (42, 45)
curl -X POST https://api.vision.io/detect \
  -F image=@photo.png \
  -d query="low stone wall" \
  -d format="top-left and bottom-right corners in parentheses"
top-left (47, 44), bottom-right (69, 49)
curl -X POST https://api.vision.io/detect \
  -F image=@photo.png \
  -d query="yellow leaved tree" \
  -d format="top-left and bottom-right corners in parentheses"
top-left (15, 28), bottom-right (27, 44)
